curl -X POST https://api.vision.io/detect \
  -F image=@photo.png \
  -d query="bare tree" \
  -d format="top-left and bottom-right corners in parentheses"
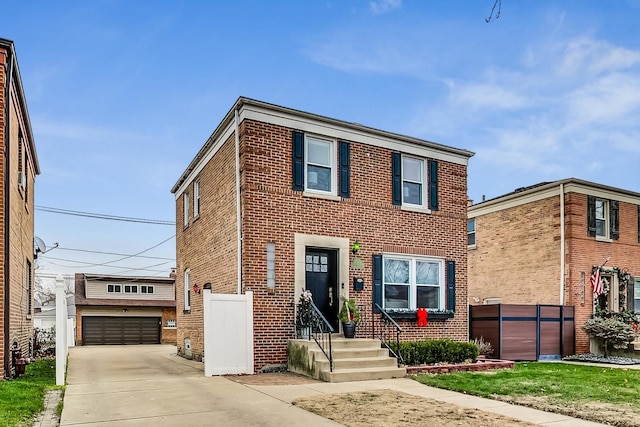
top-left (486, 0), bottom-right (502, 23)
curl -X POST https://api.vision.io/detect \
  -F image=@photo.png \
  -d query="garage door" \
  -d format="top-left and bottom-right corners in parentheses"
top-left (82, 316), bottom-right (161, 345)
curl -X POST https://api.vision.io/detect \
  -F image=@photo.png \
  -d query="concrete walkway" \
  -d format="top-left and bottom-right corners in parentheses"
top-left (59, 345), bottom-right (609, 426)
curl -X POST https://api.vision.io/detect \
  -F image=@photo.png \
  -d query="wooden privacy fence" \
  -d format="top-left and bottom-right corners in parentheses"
top-left (469, 304), bottom-right (575, 361)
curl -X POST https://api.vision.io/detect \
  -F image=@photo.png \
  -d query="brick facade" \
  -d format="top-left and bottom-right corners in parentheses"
top-left (173, 98), bottom-right (473, 371)
top-left (0, 39), bottom-right (39, 379)
top-left (468, 180), bottom-right (640, 354)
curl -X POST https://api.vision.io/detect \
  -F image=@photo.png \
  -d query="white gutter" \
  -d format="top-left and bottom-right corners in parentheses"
top-left (235, 108), bottom-right (242, 295)
top-left (559, 183), bottom-right (565, 305)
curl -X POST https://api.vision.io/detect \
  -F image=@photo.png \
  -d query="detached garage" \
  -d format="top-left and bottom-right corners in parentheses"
top-left (82, 316), bottom-right (161, 345)
top-left (74, 273), bottom-right (177, 346)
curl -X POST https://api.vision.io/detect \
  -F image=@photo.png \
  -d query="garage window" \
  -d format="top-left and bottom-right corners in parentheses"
top-left (141, 285), bottom-right (154, 294)
top-left (107, 284), bottom-right (121, 293)
top-left (124, 285), bottom-right (138, 293)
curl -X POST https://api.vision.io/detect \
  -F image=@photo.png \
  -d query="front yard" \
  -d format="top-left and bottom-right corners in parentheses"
top-left (414, 361), bottom-right (640, 427)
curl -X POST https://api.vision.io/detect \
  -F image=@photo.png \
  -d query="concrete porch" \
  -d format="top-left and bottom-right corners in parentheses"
top-left (288, 337), bottom-right (406, 383)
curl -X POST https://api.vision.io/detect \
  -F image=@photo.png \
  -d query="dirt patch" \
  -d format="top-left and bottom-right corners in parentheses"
top-left (293, 390), bottom-right (538, 427)
top-left (494, 395), bottom-right (640, 427)
top-left (226, 371), bottom-right (320, 385)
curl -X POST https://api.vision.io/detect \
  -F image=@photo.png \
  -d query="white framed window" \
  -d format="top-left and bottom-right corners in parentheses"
top-left (107, 284), bottom-right (121, 293)
top-left (467, 219), bottom-right (476, 246)
top-left (164, 319), bottom-right (177, 328)
top-left (183, 192), bottom-right (189, 227)
top-left (402, 155), bottom-right (425, 207)
top-left (305, 135), bottom-right (335, 194)
top-left (193, 181), bottom-right (200, 218)
top-left (141, 285), bottom-right (154, 294)
top-left (382, 255), bottom-right (444, 310)
top-left (634, 280), bottom-right (640, 312)
top-left (184, 269), bottom-right (191, 311)
top-left (124, 285), bottom-right (138, 293)
top-left (595, 199), bottom-right (608, 238)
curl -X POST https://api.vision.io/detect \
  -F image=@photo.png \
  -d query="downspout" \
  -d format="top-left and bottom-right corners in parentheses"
top-left (235, 108), bottom-right (242, 295)
top-left (3, 45), bottom-right (14, 379)
top-left (559, 183), bottom-right (565, 305)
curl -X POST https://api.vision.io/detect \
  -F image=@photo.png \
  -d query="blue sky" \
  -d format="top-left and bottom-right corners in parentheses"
top-left (5, 0), bottom-right (640, 282)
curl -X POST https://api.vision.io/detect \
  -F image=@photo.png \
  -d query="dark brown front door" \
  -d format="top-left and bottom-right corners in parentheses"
top-left (305, 248), bottom-right (339, 331)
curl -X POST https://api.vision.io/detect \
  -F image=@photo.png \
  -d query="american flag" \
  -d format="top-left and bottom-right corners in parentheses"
top-left (590, 268), bottom-right (602, 296)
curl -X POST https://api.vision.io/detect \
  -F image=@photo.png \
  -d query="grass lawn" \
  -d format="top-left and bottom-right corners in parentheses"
top-left (414, 362), bottom-right (640, 426)
top-left (0, 358), bottom-right (59, 427)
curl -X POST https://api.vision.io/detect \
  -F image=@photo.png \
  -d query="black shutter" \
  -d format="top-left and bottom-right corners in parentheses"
top-left (392, 153), bottom-right (401, 206)
top-left (628, 277), bottom-right (635, 311)
top-left (292, 131), bottom-right (304, 191)
top-left (428, 159), bottom-right (439, 211)
top-left (339, 141), bottom-right (350, 198)
top-left (446, 260), bottom-right (456, 312)
top-left (587, 195), bottom-right (596, 237)
top-left (610, 200), bottom-right (619, 240)
top-left (373, 254), bottom-right (383, 313)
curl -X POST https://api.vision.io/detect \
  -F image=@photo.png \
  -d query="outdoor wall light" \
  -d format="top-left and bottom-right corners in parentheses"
top-left (193, 284), bottom-right (201, 294)
top-left (267, 242), bottom-right (276, 294)
top-left (352, 240), bottom-right (361, 254)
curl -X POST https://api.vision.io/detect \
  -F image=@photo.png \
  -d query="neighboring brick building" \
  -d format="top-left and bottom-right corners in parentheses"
top-left (74, 273), bottom-right (177, 346)
top-left (468, 179), bottom-right (640, 353)
top-left (171, 97), bottom-right (474, 370)
top-left (0, 38), bottom-right (40, 378)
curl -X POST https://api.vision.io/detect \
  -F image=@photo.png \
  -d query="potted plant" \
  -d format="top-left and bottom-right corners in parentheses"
top-left (338, 296), bottom-right (361, 338)
top-left (295, 289), bottom-right (313, 339)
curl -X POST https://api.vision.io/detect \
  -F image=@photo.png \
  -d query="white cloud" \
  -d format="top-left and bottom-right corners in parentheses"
top-left (370, 0), bottom-right (401, 15)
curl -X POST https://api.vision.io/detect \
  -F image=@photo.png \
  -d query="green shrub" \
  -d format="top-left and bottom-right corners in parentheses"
top-left (583, 317), bottom-right (636, 358)
top-left (389, 339), bottom-right (479, 365)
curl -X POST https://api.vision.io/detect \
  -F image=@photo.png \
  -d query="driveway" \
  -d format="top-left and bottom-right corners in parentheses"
top-left (60, 345), bottom-right (341, 426)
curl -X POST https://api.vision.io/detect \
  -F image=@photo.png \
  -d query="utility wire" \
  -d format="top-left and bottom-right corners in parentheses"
top-left (40, 258), bottom-right (171, 274)
top-left (56, 246), bottom-right (174, 261)
top-left (35, 205), bottom-right (176, 226)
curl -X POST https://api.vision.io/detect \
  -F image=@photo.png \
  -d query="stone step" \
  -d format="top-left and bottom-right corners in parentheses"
top-left (320, 366), bottom-right (407, 383)
top-left (634, 341), bottom-right (640, 351)
top-left (331, 347), bottom-right (390, 360)
top-left (330, 338), bottom-right (382, 350)
top-left (316, 356), bottom-right (399, 372)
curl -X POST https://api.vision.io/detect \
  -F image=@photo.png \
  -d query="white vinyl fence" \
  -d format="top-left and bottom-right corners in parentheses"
top-left (203, 290), bottom-right (254, 376)
top-left (55, 275), bottom-right (68, 386)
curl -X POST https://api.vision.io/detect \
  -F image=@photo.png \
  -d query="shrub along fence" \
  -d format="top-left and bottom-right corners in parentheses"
top-left (469, 304), bottom-right (575, 361)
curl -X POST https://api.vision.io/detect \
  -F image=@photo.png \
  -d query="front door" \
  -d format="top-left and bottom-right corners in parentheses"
top-left (305, 248), bottom-right (339, 331)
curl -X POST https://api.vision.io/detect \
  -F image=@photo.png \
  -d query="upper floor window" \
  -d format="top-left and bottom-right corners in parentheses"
top-left (382, 255), bottom-right (444, 311)
top-left (392, 153), bottom-right (438, 211)
top-left (183, 192), bottom-right (189, 227)
top-left (305, 135), bottom-right (335, 194)
top-left (141, 285), bottom-right (154, 294)
top-left (107, 284), bottom-right (122, 293)
top-left (587, 196), bottom-right (618, 240)
top-left (184, 269), bottom-right (191, 311)
top-left (193, 181), bottom-right (200, 218)
top-left (467, 219), bottom-right (476, 246)
top-left (124, 285), bottom-right (138, 293)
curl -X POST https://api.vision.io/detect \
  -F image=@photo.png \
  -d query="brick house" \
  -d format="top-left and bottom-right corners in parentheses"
top-left (0, 38), bottom-right (40, 378)
top-left (468, 178), bottom-right (640, 354)
top-left (74, 273), bottom-right (177, 345)
top-left (171, 97), bottom-right (473, 370)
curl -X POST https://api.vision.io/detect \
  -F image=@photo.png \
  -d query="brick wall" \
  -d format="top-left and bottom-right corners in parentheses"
top-left (176, 117), bottom-right (469, 370)
top-left (468, 196), bottom-right (562, 305)
top-left (161, 307), bottom-right (177, 344)
top-left (0, 46), bottom-right (6, 375)
top-left (175, 133), bottom-right (238, 361)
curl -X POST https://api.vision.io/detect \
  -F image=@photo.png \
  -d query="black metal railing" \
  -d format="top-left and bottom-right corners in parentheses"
top-left (372, 303), bottom-right (404, 366)
top-left (300, 300), bottom-right (334, 372)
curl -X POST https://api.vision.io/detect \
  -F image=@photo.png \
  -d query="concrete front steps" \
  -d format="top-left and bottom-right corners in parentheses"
top-left (288, 336), bottom-right (406, 383)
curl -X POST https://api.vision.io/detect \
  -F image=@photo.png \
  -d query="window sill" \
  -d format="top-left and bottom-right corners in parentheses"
top-left (468, 244), bottom-right (477, 250)
top-left (183, 309), bottom-right (191, 314)
top-left (400, 205), bottom-right (431, 214)
top-left (595, 236), bottom-right (613, 243)
top-left (385, 309), bottom-right (454, 320)
top-left (303, 191), bottom-right (341, 202)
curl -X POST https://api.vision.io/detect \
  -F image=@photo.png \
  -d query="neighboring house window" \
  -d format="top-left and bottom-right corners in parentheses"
top-left (183, 192), bottom-right (189, 227)
top-left (107, 284), bottom-right (121, 293)
top-left (635, 280), bottom-right (640, 312)
top-left (305, 135), bottom-right (335, 194)
top-left (382, 256), bottom-right (445, 310)
top-left (184, 269), bottom-right (191, 311)
top-left (26, 260), bottom-right (32, 315)
top-left (193, 180), bottom-right (200, 218)
top-left (391, 153), bottom-right (438, 210)
top-left (164, 319), bottom-right (177, 328)
top-left (587, 196), bottom-right (619, 240)
top-left (124, 285), bottom-right (138, 293)
top-left (467, 219), bottom-right (476, 246)
top-left (141, 285), bottom-right (154, 294)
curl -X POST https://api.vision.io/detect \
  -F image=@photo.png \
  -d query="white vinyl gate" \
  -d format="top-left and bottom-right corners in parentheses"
top-left (203, 290), bottom-right (254, 376)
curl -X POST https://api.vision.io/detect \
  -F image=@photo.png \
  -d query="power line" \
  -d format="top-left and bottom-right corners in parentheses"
top-left (40, 258), bottom-right (172, 274)
top-left (56, 246), bottom-right (174, 261)
top-left (35, 205), bottom-right (176, 226)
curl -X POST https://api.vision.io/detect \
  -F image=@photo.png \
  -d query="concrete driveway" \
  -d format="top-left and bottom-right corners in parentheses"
top-left (60, 345), bottom-right (341, 426)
